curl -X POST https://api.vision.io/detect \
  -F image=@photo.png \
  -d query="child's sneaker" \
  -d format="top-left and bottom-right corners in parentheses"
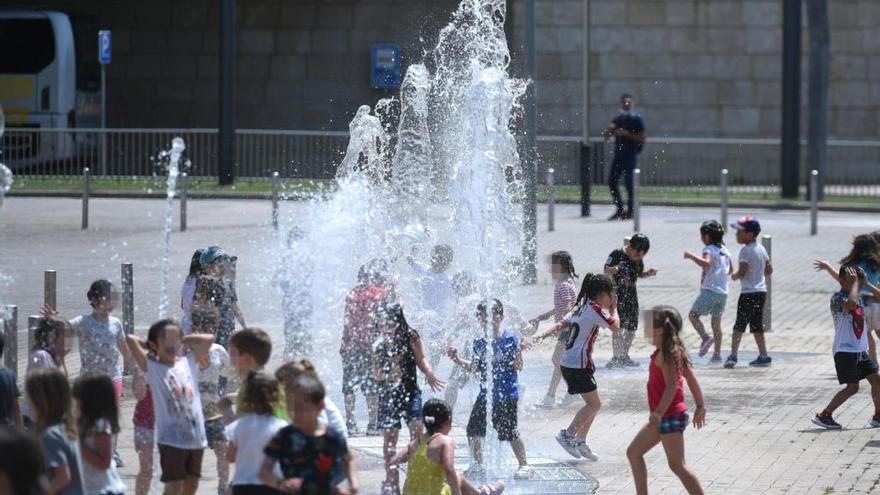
top-left (575, 440), bottom-right (599, 461)
top-left (513, 465), bottom-right (533, 480)
top-left (811, 412), bottom-right (842, 430)
top-left (749, 355), bottom-right (772, 367)
top-left (870, 414), bottom-right (880, 428)
top-left (698, 336), bottom-right (714, 357)
top-left (723, 354), bottom-right (737, 369)
top-left (709, 352), bottom-right (723, 364)
top-left (557, 394), bottom-right (579, 407)
top-left (535, 395), bottom-right (556, 408)
top-left (555, 429), bottom-right (582, 459)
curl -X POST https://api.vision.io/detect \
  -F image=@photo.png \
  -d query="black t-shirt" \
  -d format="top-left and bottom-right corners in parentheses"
top-left (374, 326), bottom-right (420, 395)
top-left (0, 368), bottom-right (20, 427)
top-left (605, 248), bottom-right (643, 305)
top-left (611, 113), bottom-right (645, 161)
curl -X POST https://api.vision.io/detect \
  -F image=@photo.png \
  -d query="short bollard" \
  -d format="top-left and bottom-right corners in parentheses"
top-left (720, 168), bottom-right (729, 228)
top-left (180, 172), bottom-right (188, 232)
top-left (632, 168), bottom-right (641, 233)
top-left (82, 167), bottom-right (90, 230)
top-left (3, 305), bottom-right (17, 380)
top-left (762, 235), bottom-right (772, 332)
top-left (44, 270), bottom-right (57, 310)
top-left (121, 262), bottom-right (134, 375)
top-left (271, 171), bottom-right (280, 230)
top-left (809, 169), bottom-right (819, 236)
top-left (27, 315), bottom-right (41, 353)
top-left (547, 167), bottom-right (556, 232)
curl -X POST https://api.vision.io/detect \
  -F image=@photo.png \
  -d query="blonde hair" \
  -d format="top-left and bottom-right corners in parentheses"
top-left (25, 367), bottom-right (76, 438)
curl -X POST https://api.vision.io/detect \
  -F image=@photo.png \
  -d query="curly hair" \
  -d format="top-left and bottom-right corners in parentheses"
top-left (240, 370), bottom-right (281, 415)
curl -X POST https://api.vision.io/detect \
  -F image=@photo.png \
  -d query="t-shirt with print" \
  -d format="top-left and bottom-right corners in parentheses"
top-left (701, 244), bottom-right (731, 294)
top-left (70, 314), bottom-right (125, 381)
top-left (560, 301), bottom-right (616, 371)
top-left (857, 260), bottom-right (880, 306)
top-left (605, 249), bottom-right (643, 309)
top-left (197, 344), bottom-right (234, 420)
top-left (831, 292), bottom-right (868, 353)
top-left (226, 413), bottom-right (288, 486)
top-left (737, 242), bottom-right (769, 293)
top-left (472, 330), bottom-right (520, 403)
top-left (0, 368), bottom-right (19, 427)
top-left (41, 424), bottom-right (86, 495)
top-left (146, 353), bottom-right (207, 449)
top-left (81, 418), bottom-right (126, 494)
top-left (263, 425), bottom-right (350, 495)
top-left (341, 284), bottom-right (387, 353)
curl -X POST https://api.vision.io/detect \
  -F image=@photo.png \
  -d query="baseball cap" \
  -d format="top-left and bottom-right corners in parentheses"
top-left (200, 246), bottom-right (236, 266)
top-left (730, 215), bottom-right (761, 234)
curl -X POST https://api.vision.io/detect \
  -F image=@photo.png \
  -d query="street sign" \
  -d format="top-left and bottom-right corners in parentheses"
top-left (98, 30), bottom-right (112, 65)
top-left (371, 44), bottom-right (401, 89)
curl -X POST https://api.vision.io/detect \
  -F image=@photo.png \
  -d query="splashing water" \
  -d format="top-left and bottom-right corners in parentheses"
top-left (157, 137), bottom-right (187, 318)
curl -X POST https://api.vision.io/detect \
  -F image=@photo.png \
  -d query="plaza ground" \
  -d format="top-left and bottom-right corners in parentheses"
top-left (2, 197), bottom-right (880, 494)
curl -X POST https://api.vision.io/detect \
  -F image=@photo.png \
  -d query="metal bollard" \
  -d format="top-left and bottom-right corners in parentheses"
top-left (81, 167), bottom-right (90, 229)
top-left (579, 142), bottom-right (592, 217)
top-left (761, 235), bottom-right (772, 332)
top-left (547, 168), bottom-right (555, 232)
top-left (121, 262), bottom-right (134, 375)
top-left (720, 169), bottom-right (729, 229)
top-left (180, 172), bottom-right (188, 232)
top-left (44, 270), bottom-right (57, 310)
top-left (632, 168), bottom-right (641, 233)
top-left (809, 169), bottom-right (818, 236)
top-left (3, 305), bottom-right (17, 381)
top-left (27, 315), bottom-right (41, 354)
top-left (271, 171), bottom-right (280, 230)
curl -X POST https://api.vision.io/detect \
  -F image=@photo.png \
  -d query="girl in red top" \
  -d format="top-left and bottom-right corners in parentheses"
top-left (627, 305), bottom-right (706, 495)
top-left (132, 369), bottom-right (155, 495)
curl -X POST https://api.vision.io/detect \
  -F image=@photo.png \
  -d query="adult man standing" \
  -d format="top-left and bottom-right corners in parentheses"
top-left (602, 94), bottom-right (647, 220)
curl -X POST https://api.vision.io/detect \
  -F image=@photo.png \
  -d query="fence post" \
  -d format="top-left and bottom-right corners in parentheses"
top-left (633, 168), bottom-right (641, 232)
top-left (121, 262), bottom-right (134, 375)
top-left (720, 168), bottom-right (729, 229)
top-left (180, 172), bottom-right (188, 232)
top-left (81, 168), bottom-right (90, 230)
top-left (3, 305), bottom-right (17, 381)
top-left (809, 169), bottom-right (818, 236)
top-left (579, 141), bottom-right (592, 217)
top-left (547, 167), bottom-right (555, 232)
top-left (27, 315), bottom-right (41, 355)
top-left (44, 270), bottom-right (57, 311)
top-left (271, 171), bottom-right (280, 230)
top-left (761, 235), bottom-right (772, 332)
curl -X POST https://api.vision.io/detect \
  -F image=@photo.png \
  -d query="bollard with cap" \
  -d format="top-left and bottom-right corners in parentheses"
top-left (82, 167), bottom-right (90, 229)
top-left (632, 168), bottom-right (641, 233)
top-left (809, 170), bottom-right (818, 236)
top-left (271, 171), bottom-right (280, 230)
top-left (180, 172), bottom-right (188, 232)
top-left (121, 262), bottom-right (134, 375)
top-left (547, 168), bottom-right (555, 232)
top-left (761, 235), bottom-right (772, 332)
top-left (27, 315), bottom-right (41, 354)
top-left (44, 270), bottom-right (57, 311)
top-left (720, 169), bottom-right (729, 229)
top-left (3, 305), bottom-right (17, 380)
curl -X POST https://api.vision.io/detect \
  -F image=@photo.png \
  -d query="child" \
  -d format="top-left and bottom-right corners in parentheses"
top-left (811, 265), bottom-right (880, 429)
top-left (220, 327), bottom-right (287, 421)
top-left (841, 234), bottom-right (880, 361)
top-left (126, 319), bottom-right (214, 495)
top-left (626, 306), bottom-right (706, 495)
top-left (448, 299), bottom-right (530, 480)
top-left (532, 273), bottom-right (620, 461)
top-left (26, 367), bottom-right (85, 495)
top-left (725, 216), bottom-right (773, 368)
top-left (72, 373), bottom-right (126, 495)
top-left (0, 332), bottom-right (22, 428)
top-left (225, 371), bottom-right (288, 495)
top-left (0, 428), bottom-right (46, 495)
top-left (181, 249), bottom-right (204, 334)
top-left (195, 246), bottom-right (246, 349)
top-left (276, 359), bottom-right (348, 439)
top-left (389, 399), bottom-right (505, 495)
top-left (22, 315), bottom-right (69, 428)
top-left (340, 263), bottom-right (388, 435)
top-left (259, 373), bottom-right (359, 495)
top-left (131, 368), bottom-right (155, 495)
top-left (531, 251), bottom-right (579, 407)
top-left (683, 220), bottom-right (733, 362)
top-left (444, 271), bottom-right (482, 410)
top-left (407, 244), bottom-right (455, 365)
top-left (373, 303), bottom-right (445, 495)
top-left (192, 306), bottom-right (234, 494)
top-left (604, 234), bottom-right (657, 367)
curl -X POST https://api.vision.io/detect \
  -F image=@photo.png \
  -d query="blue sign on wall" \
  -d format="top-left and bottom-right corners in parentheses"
top-left (98, 30), bottom-right (112, 65)
top-left (371, 44), bottom-right (401, 89)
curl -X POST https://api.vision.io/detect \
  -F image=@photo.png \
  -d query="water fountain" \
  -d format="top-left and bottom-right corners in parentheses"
top-left (155, 137), bottom-right (190, 318)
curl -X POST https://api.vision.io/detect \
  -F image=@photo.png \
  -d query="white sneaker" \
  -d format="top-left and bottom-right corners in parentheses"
top-left (575, 440), bottom-right (599, 461)
top-left (513, 465), bottom-right (532, 480)
top-left (555, 429), bottom-right (581, 459)
top-left (535, 395), bottom-right (555, 408)
top-left (557, 394), bottom-right (578, 407)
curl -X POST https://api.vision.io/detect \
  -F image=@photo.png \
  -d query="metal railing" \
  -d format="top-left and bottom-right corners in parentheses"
top-left (3, 127), bottom-right (879, 198)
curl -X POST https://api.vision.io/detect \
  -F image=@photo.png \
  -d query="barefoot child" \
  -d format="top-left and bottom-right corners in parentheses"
top-left (275, 359), bottom-right (348, 439)
top-left (389, 399), bottom-right (504, 495)
top-left (684, 220), bottom-right (733, 362)
top-left (726, 216), bottom-right (773, 368)
top-left (22, 315), bottom-right (70, 428)
top-left (444, 271), bottom-right (482, 411)
top-left (219, 327), bottom-right (288, 421)
top-left (126, 319), bottom-right (214, 495)
top-left (811, 265), bottom-right (880, 429)
top-left (627, 306), bottom-right (706, 495)
top-left (73, 373), bottom-right (126, 495)
top-left (532, 274), bottom-right (620, 461)
top-left (531, 251), bottom-right (579, 408)
top-left (605, 234), bottom-right (657, 367)
top-left (131, 369), bottom-right (155, 495)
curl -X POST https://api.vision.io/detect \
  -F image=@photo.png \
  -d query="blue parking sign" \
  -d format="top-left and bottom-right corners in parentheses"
top-left (371, 44), bottom-right (401, 89)
top-left (99, 30), bottom-right (112, 65)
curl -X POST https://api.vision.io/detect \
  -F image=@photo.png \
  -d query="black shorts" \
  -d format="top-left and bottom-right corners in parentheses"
top-left (341, 349), bottom-right (376, 395)
top-left (204, 417), bottom-right (227, 449)
top-left (834, 351), bottom-right (879, 384)
top-left (733, 292), bottom-right (766, 333)
top-left (158, 444), bottom-right (204, 482)
top-left (378, 386), bottom-right (422, 431)
top-left (465, 398), bottom-right (519, 442)
top-left (560, 366), bottom-right (597, 395)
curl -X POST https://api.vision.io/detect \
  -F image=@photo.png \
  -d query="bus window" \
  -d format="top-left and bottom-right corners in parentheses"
top-left (0, 19), bottom-right (55, 74)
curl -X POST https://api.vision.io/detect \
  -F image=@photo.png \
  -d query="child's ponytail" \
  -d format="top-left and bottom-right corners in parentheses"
top-left (651, 305), bottom-right (690, 370)
top-left (575, 273), bottom-right (614, 306)
top-left (422, 398), bottom-right (452, 435)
